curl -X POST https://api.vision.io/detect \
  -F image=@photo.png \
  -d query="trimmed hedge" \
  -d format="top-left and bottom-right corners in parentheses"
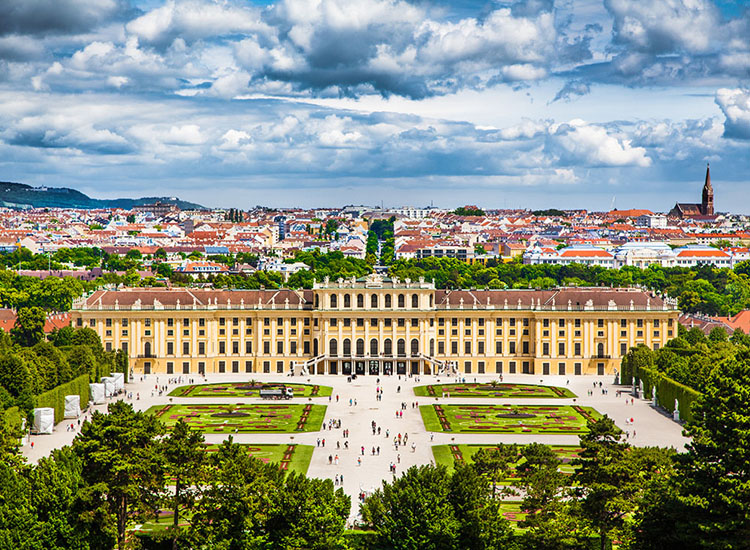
top-left (638, 367), bottom-right (701, 423)
top-left (34, 374), bottom-right (91, 424)
top-left (3, 406), bottom-right (22, 431)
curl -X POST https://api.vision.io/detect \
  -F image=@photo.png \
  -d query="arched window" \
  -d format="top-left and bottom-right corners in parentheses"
top-left (397, 339), bottom-right (406, 357)
top-left (314, 294), bottom-right (319, 308)
top-left (330, 294), bottom-right (337, 308)
top-left (429, 294), bottom-right (433, 307)
top-left (385, 294), bottom-right (392, 308)
top-left (371, 294), bottom-right (378, 308)
top-left (597, 342), bottom-right (604, 357)
top-left (144, 342), bottom-right (151, 357)
top-left (370, 338), bottom-right (379, 356)
top-left (313, 339), bottom-right (319, 356)
top-left (329, 339), bottom-right (338, 357)
top-left (430, 338), bottom-right (435, 356)
top-left (344, 294), bottom-right (351, 308)
top-left (356, 339), bottom-right (365, 356)
top-left (343, 339), bottom-right (351, 356)
top-left (411, 294), bottom-right (419, 308)
top-left (357, 294), bottom-right (364, 308)
top-left (384, 339), bottom-right (393, 356)
top-left (411, 338), bottom-right (419, 356)
top-left (398, 294), bottom-right (405, 308)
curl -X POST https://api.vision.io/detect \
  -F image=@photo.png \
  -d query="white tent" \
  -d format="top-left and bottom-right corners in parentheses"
top-left (32, 408), bottom-right (55, 434)
top-left (90, 383), bottom-right (105, 404)
top-left (101, 376), bottom-right (116, 398)
top-left (112, 372), bottom-right (125, 393)
top-left (64, 395), bottom-right (81, 418)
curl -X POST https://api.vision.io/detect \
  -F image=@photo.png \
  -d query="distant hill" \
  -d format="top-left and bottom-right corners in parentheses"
top-left (0, 182), bottom-right (205, 210)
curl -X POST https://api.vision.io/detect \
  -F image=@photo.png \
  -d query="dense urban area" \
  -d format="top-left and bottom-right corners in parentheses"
top-left (1, 178), bottom-right (749, 550)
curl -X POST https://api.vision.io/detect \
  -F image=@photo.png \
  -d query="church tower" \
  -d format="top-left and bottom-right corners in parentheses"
top-left (701, 163), bottom-right (714, 216)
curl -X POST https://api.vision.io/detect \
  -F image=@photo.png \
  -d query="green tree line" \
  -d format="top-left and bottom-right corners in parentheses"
top-left (0, 311), bottom-right (125, 438)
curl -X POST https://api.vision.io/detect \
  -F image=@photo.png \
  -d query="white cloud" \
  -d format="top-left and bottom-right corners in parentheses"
top-left (716, 88), bottom-right (750, 140)
top-left (549, 119), bottom-right (652, 167)
top-left (165, 124), bottom-right (204, 145)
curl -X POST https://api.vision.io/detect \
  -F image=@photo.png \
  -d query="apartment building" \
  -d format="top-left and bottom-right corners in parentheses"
top-left (71, 274), bottom-right (678, 377)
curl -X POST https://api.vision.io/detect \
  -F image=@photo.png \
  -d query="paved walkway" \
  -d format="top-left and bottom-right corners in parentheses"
top-left (21, 372), bottom-right (689, 522)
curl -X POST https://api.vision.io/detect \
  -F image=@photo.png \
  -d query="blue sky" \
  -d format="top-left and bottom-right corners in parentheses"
top-left (0, 0), bottom-right (748, 211)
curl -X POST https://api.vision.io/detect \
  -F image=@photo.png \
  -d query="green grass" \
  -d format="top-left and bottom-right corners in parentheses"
top-left (420, 404), bottom-right (603, 434)
top-left (169, 382), bottom-right (332, 398)
top-left (499, 502), bottom-right (527, 528)
top-left (413, 382), bottom-right (576, 399)
top-left (147, 403), bottom-right (326, 433)
top-left (204, 443), bottom-right (313, 474)
top-left (432, 444), bottom-right (582, 479)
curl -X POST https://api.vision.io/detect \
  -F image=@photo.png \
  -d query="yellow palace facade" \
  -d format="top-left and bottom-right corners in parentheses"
top-left (71, 275), bottom-right (679, 377)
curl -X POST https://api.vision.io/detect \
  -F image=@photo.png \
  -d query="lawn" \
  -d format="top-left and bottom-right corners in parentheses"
top-left (420, 404), bottom-right (602, 434)
top-left (169, 382), bottom-right (332, 398)
top-left (204, 443), bottom-right (313, 474)
top-left (432, 444), bottom-right (582, 479)
top-left (147, 403), bottom-right (326, 433)
top-left (413, 382), bottom-right (576, 399)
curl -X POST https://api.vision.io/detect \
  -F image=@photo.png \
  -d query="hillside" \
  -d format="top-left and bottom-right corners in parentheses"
top-left (0, 182), bottom-right (204, 210)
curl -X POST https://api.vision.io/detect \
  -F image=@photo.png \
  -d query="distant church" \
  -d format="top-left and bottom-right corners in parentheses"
top-left (669, 164), bottom-right (714, 218)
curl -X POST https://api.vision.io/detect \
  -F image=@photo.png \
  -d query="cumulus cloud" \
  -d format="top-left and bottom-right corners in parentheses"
top-left (601, 0), bottom-right (750, 83)
top-left (126, 0), bottom-right (268, 46)
top-left (716, 88), bottom-right (750, 139)
top-left (548, 119), bottom-right (652, 167)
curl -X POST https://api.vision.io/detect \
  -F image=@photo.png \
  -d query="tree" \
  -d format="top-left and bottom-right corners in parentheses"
top-left (450, 464), bottom-right (515, 550)
top-left (636, 356), bottom-right (750, 549)
top-left (470, 445), bottom-right (517, 498)
top-left (190, 439), bottom-right (283, 549)
top-left (11, 307), bottom-right (46, 347)
top-left (361, 464), bottom-right (459, 550)
top-left (161, 420), bottom-right (205, 550)
top-left (517, 443), bottom-right (590, 550)
top-left (572, 416), bottom-right (632, 550)
top-left (266, 472), bottom-right (350, 549)
top-left (73, 401), bottom-right (165, 550)
top-left (30, 447), bottom-right (100, 550)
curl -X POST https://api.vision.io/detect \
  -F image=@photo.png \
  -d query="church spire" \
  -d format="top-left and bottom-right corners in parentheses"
top-left (702, 163), bottom-right (714, 216)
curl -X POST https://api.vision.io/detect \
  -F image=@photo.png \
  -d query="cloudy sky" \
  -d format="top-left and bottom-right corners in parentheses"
top-left (0, 0), bottom-right (748, 211)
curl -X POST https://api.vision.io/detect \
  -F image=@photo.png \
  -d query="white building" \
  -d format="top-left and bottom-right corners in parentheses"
top-left (636, 214), bottom-right (667, 228)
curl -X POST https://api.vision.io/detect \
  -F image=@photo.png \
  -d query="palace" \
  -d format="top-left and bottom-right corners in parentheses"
top-left (71, 275), bottom-right (679, 377)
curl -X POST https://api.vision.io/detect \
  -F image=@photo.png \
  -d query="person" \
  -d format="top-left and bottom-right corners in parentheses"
top-left (329, 455), bottom-right (333, 464)
top-left (411, 442), bottom-right (416, 452)
top-left (357, 457), bottom-right (361, 466)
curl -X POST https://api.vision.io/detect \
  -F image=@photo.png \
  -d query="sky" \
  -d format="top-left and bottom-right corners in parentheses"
top-left (0, 0), bottom-right (749, 211)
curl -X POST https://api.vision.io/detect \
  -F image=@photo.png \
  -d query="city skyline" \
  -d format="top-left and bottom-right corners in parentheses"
top-left (0, 0), bottom-right (748, 210)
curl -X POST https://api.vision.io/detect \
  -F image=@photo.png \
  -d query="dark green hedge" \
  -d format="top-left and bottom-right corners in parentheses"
top-left (638, 366), bottom-right (701, 423)
top-left (34, 374), bottom-right (91, 423)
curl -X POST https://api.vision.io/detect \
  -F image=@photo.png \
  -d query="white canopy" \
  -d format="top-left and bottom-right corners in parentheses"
top-left (112, 372), bottom-right (125, 392)
top-left (101, 376), bottom-right (116, 398)
top-left (32, 408), bottom-right (55, 434)
top-left (64, 395), bottom-right (81, 418)
top-left (90, 383), bottom-right (105, 404)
